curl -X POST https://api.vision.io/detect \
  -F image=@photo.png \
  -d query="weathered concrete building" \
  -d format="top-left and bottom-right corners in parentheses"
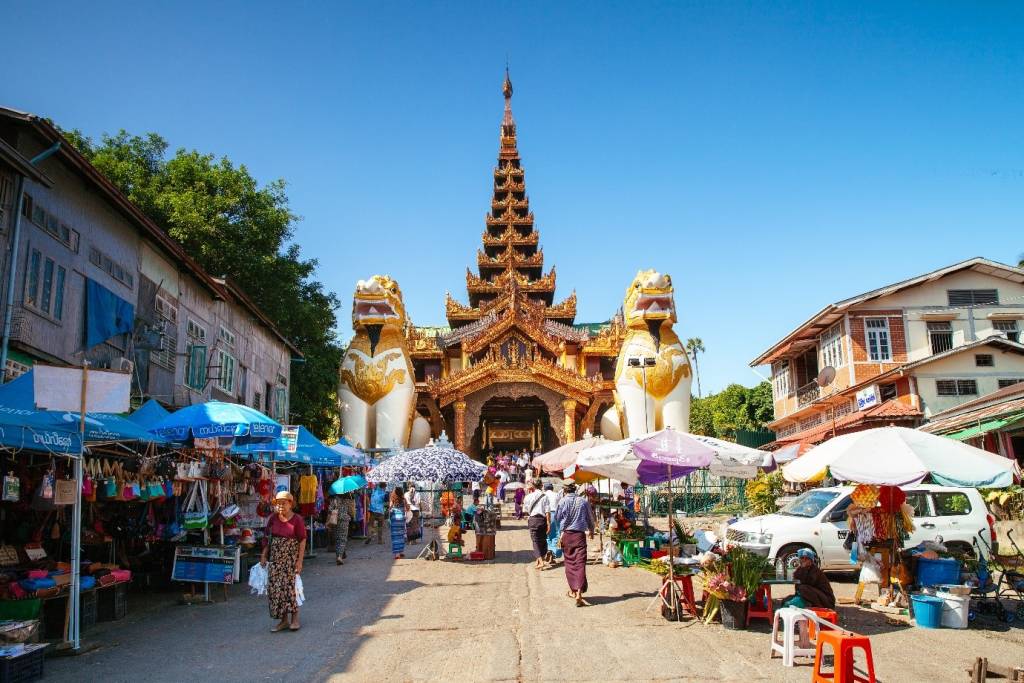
top-left (0, 107), bottom-right (297, 417)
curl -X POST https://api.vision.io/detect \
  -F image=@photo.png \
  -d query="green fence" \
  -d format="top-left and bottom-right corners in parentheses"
top-left (637, 471), bottom-right (748, 517)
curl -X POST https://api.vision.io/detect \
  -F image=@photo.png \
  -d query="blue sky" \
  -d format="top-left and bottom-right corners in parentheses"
top-left (6, 2), bottom-right (1023, 394)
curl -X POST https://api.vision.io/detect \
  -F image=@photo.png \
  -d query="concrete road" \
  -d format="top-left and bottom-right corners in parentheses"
top-left (46, 518), bottom-right (1024, 682)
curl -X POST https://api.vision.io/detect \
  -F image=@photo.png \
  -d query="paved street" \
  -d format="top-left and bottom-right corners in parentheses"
top-left (47, 518), bottom-right (1024, 682)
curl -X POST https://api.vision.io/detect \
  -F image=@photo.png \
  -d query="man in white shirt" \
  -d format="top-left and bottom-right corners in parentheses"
top-left (496, 468), bottom-right (509, 501)
top-left (522, 479), bottom-right (551, 569)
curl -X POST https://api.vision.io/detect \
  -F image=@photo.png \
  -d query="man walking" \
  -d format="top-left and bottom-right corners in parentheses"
top-left (555, 481), bottom-right (595, 607)
top-left (522, 479), bottom-right (550, 570)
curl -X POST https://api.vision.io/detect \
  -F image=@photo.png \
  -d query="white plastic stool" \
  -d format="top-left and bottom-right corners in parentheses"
top-left (769, 607), bottom-right (816, 667)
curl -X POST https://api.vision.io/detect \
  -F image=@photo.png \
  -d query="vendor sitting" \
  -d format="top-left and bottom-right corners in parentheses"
top-left (447, 521), bottom-right (463, 546)
top-left (786, 548), bottom-right (836, 610)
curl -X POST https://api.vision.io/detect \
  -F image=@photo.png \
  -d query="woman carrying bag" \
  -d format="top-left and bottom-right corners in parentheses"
top-left (327, 492), bottom-right (355, 565)
top-left (260, 491), bottom-right (306, 632)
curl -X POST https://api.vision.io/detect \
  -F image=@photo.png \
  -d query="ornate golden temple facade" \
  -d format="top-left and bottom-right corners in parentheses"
top-left (406, 73), bottom-right (627, 457)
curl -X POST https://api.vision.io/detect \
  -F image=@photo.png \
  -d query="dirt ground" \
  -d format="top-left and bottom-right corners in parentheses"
top-left (45, 516), bottom-right (1024, 682)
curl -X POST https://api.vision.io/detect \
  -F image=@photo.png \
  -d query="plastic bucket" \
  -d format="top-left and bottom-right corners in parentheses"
top-left (719, 599), bottom-right (748, 630)
top-left (936, 591), bottom-right (969, 629)
top-left (916, 558), bottom-right (960, 587)
top-left (911, 594), bottom-right (944, 629)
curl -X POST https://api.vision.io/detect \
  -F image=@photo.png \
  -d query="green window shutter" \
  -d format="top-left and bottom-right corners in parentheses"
top-left (188, 345), bottom-right (207, 390)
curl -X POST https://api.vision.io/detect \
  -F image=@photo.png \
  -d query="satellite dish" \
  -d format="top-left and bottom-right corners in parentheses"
top-left (816, 366), bottom-right (836, 388)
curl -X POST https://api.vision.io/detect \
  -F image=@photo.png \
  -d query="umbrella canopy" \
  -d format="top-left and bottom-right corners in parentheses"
top-left (365, 443), bottom-right (486, 484)
top-left (232, 426), bottom-right (345, 466)
top-left (127, 399), bottom-right (171, 429)
top-left (679, 434), bottom-right (773, 478)
top-left (533, 436), bottom-right (605, 474)
top-left (782, 426), bottom-right (1019, 487)
top-left (330, 474), bottom-right (367, 495)
top-left (330, 441), bottom-right (365, 467)
top-left (149, 401), bottom-right (281, 442)
top-left (579, 431), bottom-right (718, 484)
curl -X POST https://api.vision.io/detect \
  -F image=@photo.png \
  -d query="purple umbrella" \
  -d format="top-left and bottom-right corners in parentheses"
top-left (632, 429), bottom-right (716, 484)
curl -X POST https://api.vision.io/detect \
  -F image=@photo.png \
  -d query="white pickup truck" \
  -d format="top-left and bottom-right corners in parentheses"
top-left (726, 484), bottom-right (996, 571)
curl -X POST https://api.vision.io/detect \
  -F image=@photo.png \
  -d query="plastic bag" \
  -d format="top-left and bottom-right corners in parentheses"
top-left (295, 575), bottom-right (305, 607)
top-left (859, 552), bottom-right (882, 585)
top-left (248, 563), bottom-right (268, 595)
top-left (601, 541), bottom-right (622, 566)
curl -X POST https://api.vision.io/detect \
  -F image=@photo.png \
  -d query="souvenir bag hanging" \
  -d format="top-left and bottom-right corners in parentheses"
top-left (31, 468), bottom-right (56, 511)
top-left (101, 460), bottom-right (118, 499)
top-left (82, 460), bottom-right (95, 502)
top-left (55, 475), bottom-right (77, 506)
top-left (183, 479), bottom-right (209, 530)
top-left (2, 472), bottom-right (19, 503)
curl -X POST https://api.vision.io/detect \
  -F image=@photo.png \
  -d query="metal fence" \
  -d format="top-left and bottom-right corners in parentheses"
top-left (637, 471), bottom-right (748, 517)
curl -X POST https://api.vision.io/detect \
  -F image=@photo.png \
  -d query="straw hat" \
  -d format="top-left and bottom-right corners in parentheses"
top-left (274, 490), bottom-right (295, 503)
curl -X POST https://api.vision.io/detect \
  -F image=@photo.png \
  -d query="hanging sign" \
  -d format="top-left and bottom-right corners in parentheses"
top-left (33, 365), bottom-right (130, 413)
top-left (171, 545), bottom-right (240, 584)
top-left (856, 385), bottom-right (879, 411)
top-left (281, 426), bottom-right (299, 453)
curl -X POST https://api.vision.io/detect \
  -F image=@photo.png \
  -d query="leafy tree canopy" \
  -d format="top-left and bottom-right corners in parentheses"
top-left (689, 381), bottom-right (774, 440)
top-left (63, 129), bottom-right (342, 440)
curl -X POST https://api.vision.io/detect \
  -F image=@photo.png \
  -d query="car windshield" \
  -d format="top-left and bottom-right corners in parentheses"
top-left (779, 490), bottom-right (840, 518)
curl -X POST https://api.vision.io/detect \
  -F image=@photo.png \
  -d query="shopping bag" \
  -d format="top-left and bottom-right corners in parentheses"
top-left (183, 480), bottom-right (209, 530)
top-left (54, 479), bottom-right (77, 506)
top-left (295, 575), bottom-right (305, 607)
top-left (248, 563), bottom-right (268, 595)
top-left (3, 472), bottom-right (19, 502)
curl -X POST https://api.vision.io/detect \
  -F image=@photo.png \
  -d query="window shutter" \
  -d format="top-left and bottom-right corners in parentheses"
top-left (189, 345), bottom-right (207, 389)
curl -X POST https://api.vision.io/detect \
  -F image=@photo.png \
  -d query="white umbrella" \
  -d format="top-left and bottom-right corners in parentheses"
top-left (782, 426), bottom-right (1019, 487)
top-left (683, 434), bottom-right (774, 478)
top-left (576, 438), bottom-right (644, 485)
top-left (533, 435), bottom-right (605, 474)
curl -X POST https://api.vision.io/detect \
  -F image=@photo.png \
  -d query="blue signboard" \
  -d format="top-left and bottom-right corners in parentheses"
top-left (171, 545), bottom-right (239, 584)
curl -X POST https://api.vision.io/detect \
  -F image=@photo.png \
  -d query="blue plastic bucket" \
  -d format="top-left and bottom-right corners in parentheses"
top-left (911, 594), bottom-right (944, 628)
top-left (916, 558), bottom-right (960, 587)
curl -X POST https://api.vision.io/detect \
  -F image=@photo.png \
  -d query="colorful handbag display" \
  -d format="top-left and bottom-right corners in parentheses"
top-left (55, 478), bottom-right (77, 506)
top-left (183, 480), bottom-right (209, 530)
top-left (2, 472), bottom-right (19, 503)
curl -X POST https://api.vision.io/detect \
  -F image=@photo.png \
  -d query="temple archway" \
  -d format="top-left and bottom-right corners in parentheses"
top-left (461, 383), bottom-right (566, 460)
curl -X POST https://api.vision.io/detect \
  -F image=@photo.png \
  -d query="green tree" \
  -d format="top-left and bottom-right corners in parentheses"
top-left (685, 337), bottom-right (705, 398)
top-left (688, 381), bottom-right (775, 440)
top-left (63, 128), bottom-right (342, 439)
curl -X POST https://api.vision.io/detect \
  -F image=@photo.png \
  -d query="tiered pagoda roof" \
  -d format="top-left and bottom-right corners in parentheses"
top-left (451, 70), bottom-right (574, 321)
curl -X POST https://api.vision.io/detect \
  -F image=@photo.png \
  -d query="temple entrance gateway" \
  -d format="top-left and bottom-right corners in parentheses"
top-left (471, 395), bottom-right (553, 459)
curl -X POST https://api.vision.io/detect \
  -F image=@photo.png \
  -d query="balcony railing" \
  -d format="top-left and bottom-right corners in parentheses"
top-left (796, 380), bottom-right (820, 407)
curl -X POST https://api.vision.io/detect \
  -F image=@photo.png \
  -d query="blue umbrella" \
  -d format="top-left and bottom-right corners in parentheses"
top-left (330, 475), bottom-right (367, 495)
top-left (149, 401), bottom-right (281, 441)
top-left (127, 398), bottom-right (171, 430)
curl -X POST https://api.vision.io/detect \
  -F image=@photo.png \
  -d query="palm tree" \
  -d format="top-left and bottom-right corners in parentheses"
top-left (685, 337), bottom-right (705, 398)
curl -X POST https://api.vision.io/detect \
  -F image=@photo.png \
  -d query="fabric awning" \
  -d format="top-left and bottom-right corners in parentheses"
top-left (946, 411), bottom-right (1024, 441)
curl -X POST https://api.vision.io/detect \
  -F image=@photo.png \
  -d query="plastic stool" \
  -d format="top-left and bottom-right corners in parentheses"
top-left (620, 540), bottom-right (640, 566)
top-left (769, 607), bottom-right (816, 667)
top-left (640, 537), bottom-right (662, 551)
top-left (662, 574), bottom-right (698, 617)
top-left (812, 630), bottom-right (876, 683)
top-left (447, 543), bottom-right (463, 559)
top-left (807, 607), bottom-right (838, 640)
top-left (747, 583), bottom-right (774, 625)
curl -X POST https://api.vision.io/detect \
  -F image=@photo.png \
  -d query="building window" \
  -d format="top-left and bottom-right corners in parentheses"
top-left (994, 320), bottom-right (1020, 343)
top-left (947, 289), bottom-right (999, 307)
top-left (154, 293), bottom-right (177, 324)
top-left (927, 321), bottom-right (953, 354)
top-left (22, 194), bottom-right (79, 252)
top-left (253, 391), bottom-right (262, 411)
top-left (879, 382), bottom-right (898, 401)
top-left (998, 379), bottom-right (1022, 389)
top-left (975, 354), bottom-right (995, 367)
top-left (216, 350), bottom-right (236, 393)
top-left (185, 319), bottom-right (208, 391)
top-left (87, 246), bottom-right (134, 289)
top-left (24, 248), bottom-right (66, 320)
top-left (819, 323), bottom-right (845, 369)
top-left (772, 360), bottom-right (790, 399)
top-left (218, 325), bottom-right (236, 348)
top-left (273, 387), bottom-right (287, 422)
top-left (935, 379), bottom-right (978, 396)
top-left (865, 318), bottom-right (892, 362)
top-left (152, 330), bottom-right (177, 372)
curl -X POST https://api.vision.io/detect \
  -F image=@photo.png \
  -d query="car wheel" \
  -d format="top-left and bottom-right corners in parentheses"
top-left (776, 544), bottom-right (813, 576)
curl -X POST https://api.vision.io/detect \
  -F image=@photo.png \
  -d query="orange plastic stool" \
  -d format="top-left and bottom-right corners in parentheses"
top-left (662, 574), bottom-right (698, 617)
top-left (746, 583), bottom-right (773, 625)
top-left (807, 607), bottom-right (838, 640)
top-left (812, 630), bottom-right (876, 683)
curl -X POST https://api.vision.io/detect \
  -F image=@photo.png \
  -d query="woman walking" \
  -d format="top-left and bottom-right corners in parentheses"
top-left (554, 481), bottom-right (595, 607)
top-left (260, 491), bottom-right (306, 632)
top-left (389, 485), bottom-right (410, 559)
top-left (328, 491), bottom-right (355, 565)
top-left (513, 485), bottom-right (526, 519)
